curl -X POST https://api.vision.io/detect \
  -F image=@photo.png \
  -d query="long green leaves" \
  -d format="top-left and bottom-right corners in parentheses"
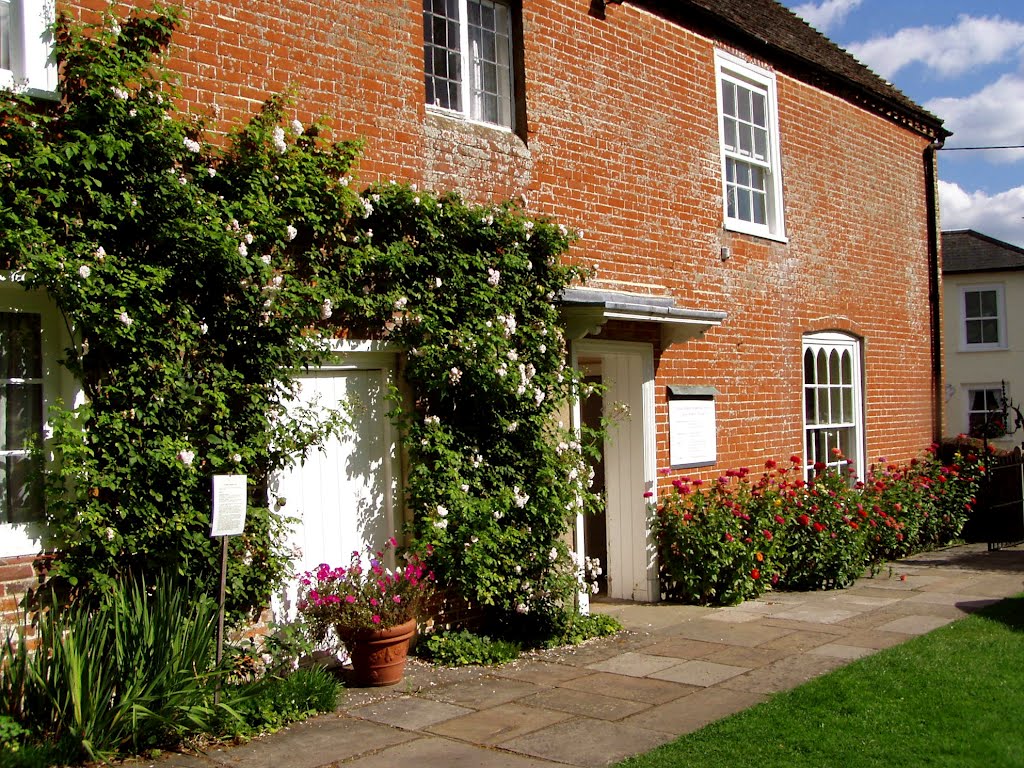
top-left (0, 574), bottom-right (234, 763)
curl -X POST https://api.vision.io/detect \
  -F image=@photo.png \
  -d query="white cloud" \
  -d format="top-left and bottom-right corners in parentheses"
top-left (939, 180), bottom-right (1024, 247)
top-left (927, 74), bottom-right (1024, 159)
top-left (846, 15), bottom-right (1024, 80)
top-left (791, 0), bottom-right (863, 34)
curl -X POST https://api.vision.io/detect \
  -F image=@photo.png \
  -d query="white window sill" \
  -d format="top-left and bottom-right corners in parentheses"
top-left (425, 105), bottom-right (514, 135)
top-left (0, 521), bottom-right (45, 558)
top-left (724, 218), bottom-right (788, 244)
top-left (958, 344), bottom-right (1008, 353)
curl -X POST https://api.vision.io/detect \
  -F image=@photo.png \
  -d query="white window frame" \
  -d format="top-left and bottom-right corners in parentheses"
top-left (960, 284), bottom-right (1007, 351)
top-left (423, 0), bottom-right (515, 131)
top-left (0, 0), bottom-right (56, 95)
top-left (714, 50), bottom-right (786, 242)
top-left (0, 281), bottom-right (66, 558)
top-left (965, 383), bottom-right (1007, 438)
top-left (802, 332), bottom-right (864, 481)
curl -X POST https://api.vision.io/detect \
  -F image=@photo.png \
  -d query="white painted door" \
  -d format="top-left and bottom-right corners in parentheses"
top-left (573, 341), bottom-right (657, 602)
top-left (273, 357), bottom-right (398, 619)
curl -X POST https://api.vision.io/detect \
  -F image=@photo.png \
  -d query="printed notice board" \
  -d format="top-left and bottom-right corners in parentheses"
top-left (668, 386), bottom-right (717, 468)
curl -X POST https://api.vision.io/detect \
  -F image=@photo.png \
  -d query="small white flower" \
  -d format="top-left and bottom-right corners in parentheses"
top-left (207, 167), bottom-right (217, 177)
top-left (434, 519), bottom-right (448, 530)
top-left (506, 421), bottom-right (518, 433)
top-left (244, 232), bottom-right (254, 245)
top-left (238, 243), bottom-right (248, 257)
top-left (487, 268), bottom-right (500, 287)
top-left (460, 483), bottom-right (469, 493)
top-left (261, 254), bottom-right (272, 265)
top-left (515, 603), bottom-right (529, 614)
top-left (272, 126), bottom-right (287, 153)
top-left (183, 137), bottom-right (200, 153)
top-left (177, 449), bottom-right (195, 466)
top-left (112, 86), bottom-right (129, 100)
top-left (81, 339), bottom-right (89, 356)
top-left (78, 265), bottom-right (91, 279)
top-left (128, 108), bottom-right (137, 117)
top-left (436, 505), bottom-right (449, 517)
top-left (231, 219), bottom-right (240, 231)
top-left (178, 175), bottom-right (188, 185)
top-left (339, 175), bottom-right (351, 187)
top-left (394, 296), bottom-right (408, 310)
top-left (424, 415), bottom-right (440, 426)
top-left (286, 224), bottom-right (298, 241)
top-left (434, 277), bottom-right (442, 288)
top-left (290, 118), bottom-right (303, 135)
top-left (513, 486), bottom-right (529, 508)
top-left (110, 21), bottom-right (121, 36)
top-left (449, 367), bottom-right (462, 384)
top-left (232, 453), bottom-right (242, 463)
top-left (320, 299), bottom-right (333, 320)
top-left (117, 311), bottom-right (133, 327)
top-left (413, 196), bottom-right (420, 205)
top-left (361, 198), bottom-right (374, 217)
top-left (105, 527), bottom-right (116, 541)
top-left (493, 510), bottom-right (504, 520)
top-left (549, 547), bottom-right (558, 562)
top-left (199, 322), bottom-right (209, 335)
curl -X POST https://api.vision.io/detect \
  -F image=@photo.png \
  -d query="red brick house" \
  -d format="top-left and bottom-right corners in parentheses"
top-left (1, 0), bottom-right (948, 612)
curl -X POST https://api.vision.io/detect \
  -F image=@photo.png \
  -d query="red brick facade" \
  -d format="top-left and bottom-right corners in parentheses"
top-left (69, 0), bottom-right (943, 474)
top-left (11, 0), bottom-right (942, 604)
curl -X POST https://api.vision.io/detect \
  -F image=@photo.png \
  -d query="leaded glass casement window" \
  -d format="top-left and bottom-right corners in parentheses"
top-left (962, 285), bottom-right (1005, 350)
top-left (803, 333), bottom-right (863, 480)
top-left (0, 312), bottom-right (43, 524)
top-left (715, 50), bottom-right (785, 240)
top-left (0, 0), bottom-right (56, 92)
top-left (423, 0), bottom-right (514, 129)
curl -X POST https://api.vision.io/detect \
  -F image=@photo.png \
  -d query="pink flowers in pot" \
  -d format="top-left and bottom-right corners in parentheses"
top-left (298, 538), bottom-right (434, 639)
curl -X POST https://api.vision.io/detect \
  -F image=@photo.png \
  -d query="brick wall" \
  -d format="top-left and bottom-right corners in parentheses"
top-left (24, 1), bottom-right (940, 595)
top-left (0, 554), bottom-right (49, 642)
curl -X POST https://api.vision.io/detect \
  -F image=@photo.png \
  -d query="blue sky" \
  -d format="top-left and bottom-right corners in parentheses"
top-left (783, 0), bottom-right (1024, 247)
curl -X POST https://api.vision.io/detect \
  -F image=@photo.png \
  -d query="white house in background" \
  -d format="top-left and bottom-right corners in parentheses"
top-left (942, 230), bottom-right (1024, 447)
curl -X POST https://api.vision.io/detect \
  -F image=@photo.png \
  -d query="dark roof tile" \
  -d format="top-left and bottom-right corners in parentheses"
top-left (942, 230), bottom-right (1024, 273)
top-left (631, 0), bottom-right (947, 138)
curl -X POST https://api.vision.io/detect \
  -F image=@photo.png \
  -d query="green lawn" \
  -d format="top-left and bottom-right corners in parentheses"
top-left (619, 595), bottom-right (1024, 768)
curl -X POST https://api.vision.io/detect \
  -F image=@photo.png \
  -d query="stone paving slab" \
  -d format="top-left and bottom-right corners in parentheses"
top-left (426, 701), bottom-right (573, 744)
top-left (832, 628), bottom-right (914, 650)
top-left (808, 642), bottom-right (876, 661)
top-left (650, 659), bottom-right (750, 686)
top-left (717, 652), bottom-right (848, 695)
top-left (617, 686), bottom-right (767, 735)
top-left (499, 717), bottom-right (674, 767)
top-left (876, 614), bottom-right (957, 635)
top-left (340, 735), bottom-right (561, 768)
top-left (423, 675), bottom-right (543, 708)
top-left (585, 651), bottom-right (683, 677)
top-left (641, 636), bottom-right (729, 659)
top-left (518, 686), bottom-right (661, 721)
top-left (701, 644), bottom-right (790, 668)
top-left (758, 628), bottom-right (842, 652)
top-left (659, 620), bottom-right (794, 647)
top-left (348, 695), bottom-right (474, 731)
top-left (557, 671), bottom-right (692, 705)
top-left (207, 716), bottom-right (417, 768)
top-left (770, 605), bottom-right (861, 624)
top-left (490, 659), bottom-right (591, 685)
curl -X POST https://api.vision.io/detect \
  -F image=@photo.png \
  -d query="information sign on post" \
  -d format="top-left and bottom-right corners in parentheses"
top-left (211, 474), bottom-right (247, 703)
top-left (211, 474), bottom-right (248, 536)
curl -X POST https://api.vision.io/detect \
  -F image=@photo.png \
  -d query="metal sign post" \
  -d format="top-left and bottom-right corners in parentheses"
top-left (210, 474), bottom-right (248, 705)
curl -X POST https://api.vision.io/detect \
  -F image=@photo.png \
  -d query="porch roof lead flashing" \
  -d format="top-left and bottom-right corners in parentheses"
top-left (559, 287), bottom-right (726, 345)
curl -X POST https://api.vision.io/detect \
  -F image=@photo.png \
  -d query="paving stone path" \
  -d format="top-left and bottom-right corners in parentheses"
top-left (148, 543), bottom-right (1024, 768)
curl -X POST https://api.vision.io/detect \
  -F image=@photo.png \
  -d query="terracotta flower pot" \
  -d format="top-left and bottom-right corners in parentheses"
top-left (343, 617), bottom-right (417, 686)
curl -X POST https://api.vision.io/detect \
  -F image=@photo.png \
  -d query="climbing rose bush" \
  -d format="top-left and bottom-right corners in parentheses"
top-left (652, 446), bottom-right (983, 605)
top-left (0, 5), bottom-right (601, 629)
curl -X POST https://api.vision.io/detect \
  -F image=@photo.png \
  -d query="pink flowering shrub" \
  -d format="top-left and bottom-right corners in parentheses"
top-left (298, 539), bottom-right (434, 638)
top-left (652, 446), bottom-right (983, 605)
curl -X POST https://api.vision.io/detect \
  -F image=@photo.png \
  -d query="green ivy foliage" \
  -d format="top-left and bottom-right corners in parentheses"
top-left (0, 6), bottom-right (600, 628)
